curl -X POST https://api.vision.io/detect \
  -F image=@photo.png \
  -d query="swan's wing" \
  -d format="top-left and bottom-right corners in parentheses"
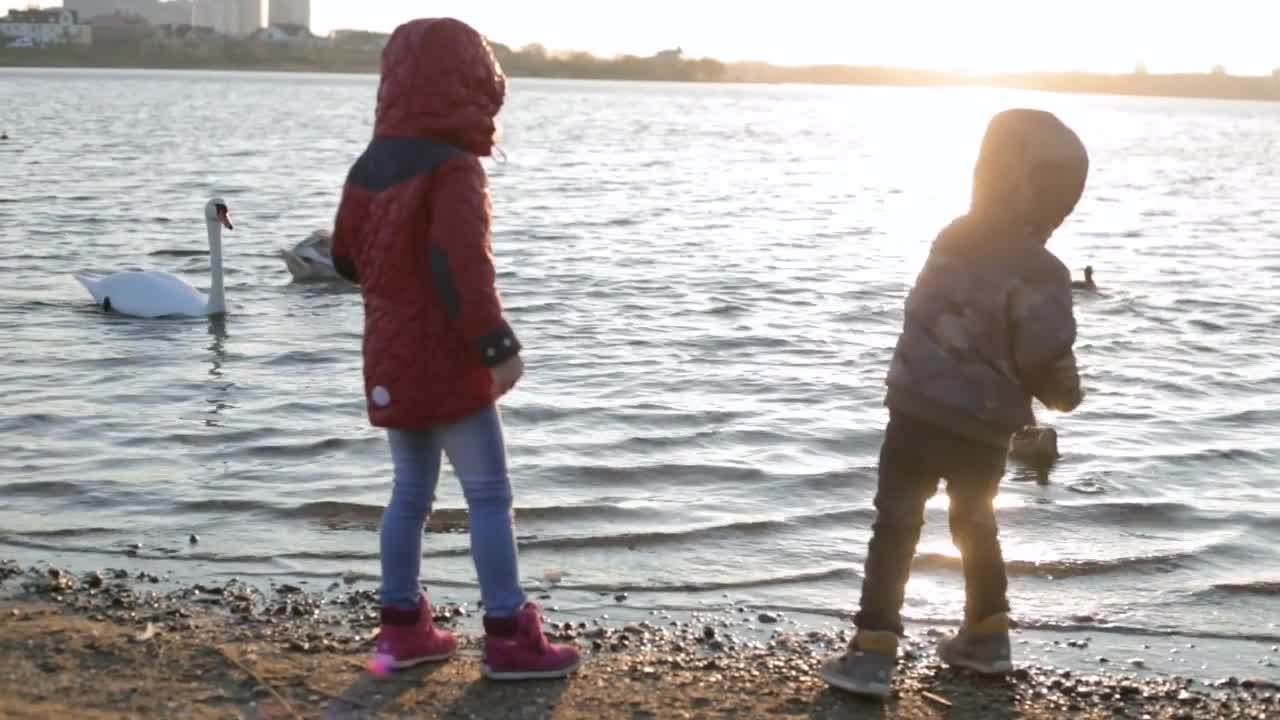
top-left (296, 231), bottom-right (333, 253)
top-left (93, 271), bottom-right (207, 317)
top-left (296, 245), bottom-right (334, 267)
top-left (281, 250), bottom-right (313, 280)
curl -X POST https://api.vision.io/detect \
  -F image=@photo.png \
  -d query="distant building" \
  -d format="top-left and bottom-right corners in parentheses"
top-left (0, 8), bottom-right (93, 47)
top-left (330, 29), bottom-right (388, 50)
top-left (193, 0), bottom-right (260, 36)
top-left (87, 11), bottom-right (154, 48)
top-left (267, 0), bottom-right (307, 32)
top-left (255, 22), bottom-right (313, 47)
top-left (153, 21), bottom-right (219, 45)
top-left (64, 1), bottom-right (194, 27)
top-left (150, 1), bottom-right (194, 26)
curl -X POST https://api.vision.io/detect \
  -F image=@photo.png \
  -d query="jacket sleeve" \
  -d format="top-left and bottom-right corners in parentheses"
top-left (427, 155), bottom-right (521, 368)
top-left (1010, 263), bottom-right (1084, 412)
top-left (330, 183), bottom-right (362, 284)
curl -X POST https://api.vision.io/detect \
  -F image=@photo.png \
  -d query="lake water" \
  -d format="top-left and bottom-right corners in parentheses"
top-left (1, 69), bottom-right (1277, 673)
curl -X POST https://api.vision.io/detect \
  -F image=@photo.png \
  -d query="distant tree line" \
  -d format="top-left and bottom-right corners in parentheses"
top-left (0, 31), bottom-right (728, 81)
top-left (490, 43), bottom-right (727, 82)
top-left (2, 30), bottom-right (1279, 103)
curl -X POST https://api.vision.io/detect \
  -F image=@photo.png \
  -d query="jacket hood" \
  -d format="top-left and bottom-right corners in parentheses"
top-left (373, 17), bottom-right (506, 156)
top-left (968, 109), bottom-right (1089, 241)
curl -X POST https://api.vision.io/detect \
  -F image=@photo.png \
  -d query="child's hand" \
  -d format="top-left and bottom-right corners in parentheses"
top-left (491, 355), bottom-right (524, 398)
top-left (1036, 354), bottom-right (1084, 412)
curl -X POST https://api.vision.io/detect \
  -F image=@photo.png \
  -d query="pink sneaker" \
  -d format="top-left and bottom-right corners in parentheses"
top-left (367, 594), bottom-right (457, 674)
top-left (482, 602), bottom-right (581, 681)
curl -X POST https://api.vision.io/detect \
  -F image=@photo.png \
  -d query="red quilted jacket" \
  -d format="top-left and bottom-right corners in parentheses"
top-left (330, 17), bottom-right (520, 429)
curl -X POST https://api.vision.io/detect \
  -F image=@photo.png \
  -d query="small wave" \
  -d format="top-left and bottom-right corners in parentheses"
top-left (173, 498), bottom-right (272, 514)
top-left (705, 303), bottom-right (748, 315)
top-left (517, 522), bottom-right (779, 551)
top-left (265, 499), bottom-right (876, 546)
top-left (118, 429), bottom-right (268, 449)
top-left (0, 535), bottom-right (118, 556)
top-left (507, 300), bottom-right (570, 315)
top-left (283, 500), bottom-right (387, 524)
top-left (1208, 408), bottom-right (1280, 428)
top-left (503, 403), bottom-right (749, 428)
top-left (2, 480), bottom-right (86, 497)
top-left (0, 535), bottom-right (382, 564)
top-left (262, 350), bottom-right (342, 366)
top-left (148, 249), bottom-right (208, 257)
top-left (1186, 318), bottom-right (1228, 333)
top-left (994, 617), bottom-right (1280, 646)
top-left (1064, 480), bottom-right (1107, 495)
top-left (1, 526), bottom-right (118, 538)
top-left (278, 501), bottom-right (469, 533)
top-left (551, 462), bottom-right (767, 487)
top-left (245, 436), bottom-right (378, 459)
top-left (1210, 581), bottom-right (1280, 596)
top-left (512, 503), bottom-right (631, 520)
top-left (913, 549), bottom-right (1195, 579)
top-left (1171, 296), bottom-right (1260, 313)
top-left (0, 413), bottom-right (63, 432)
top-left (1027, 500), bottom-right (1237, 528)
top-left (554, 567), bottom-right (857, 593)
top-left (502, 508), bottom-right (876, 553)
top-left (232, 566), bottom-right (859, 594)
top-left (0, 255), bottom-right (75, 264)
top-left (5, 503), bottom-right (878, 562)
top-left (173, 499), bottom-right (698, 531)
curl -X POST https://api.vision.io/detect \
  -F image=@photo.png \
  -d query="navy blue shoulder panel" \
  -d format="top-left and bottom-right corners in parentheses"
top-left (346, 137), bottom-right (465, 193)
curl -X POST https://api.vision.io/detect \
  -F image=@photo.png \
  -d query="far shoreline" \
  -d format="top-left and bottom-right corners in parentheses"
top-left (4, 53), bottom-right (1280, 105)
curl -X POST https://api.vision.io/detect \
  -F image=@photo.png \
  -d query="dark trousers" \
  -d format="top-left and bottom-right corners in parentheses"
top-left (854, 410), bottom-right (1010, 635)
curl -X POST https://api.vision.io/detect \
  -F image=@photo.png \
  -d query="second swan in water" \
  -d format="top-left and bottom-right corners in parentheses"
top-left (280, 229), bottom-right (341, 282)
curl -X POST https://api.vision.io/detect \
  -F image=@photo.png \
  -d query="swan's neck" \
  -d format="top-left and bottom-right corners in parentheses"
top-left (206, 220), bottom-right (226, 315)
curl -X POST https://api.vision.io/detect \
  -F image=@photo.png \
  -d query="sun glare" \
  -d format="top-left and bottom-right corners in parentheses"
top-left (314, 0), bottom-right (1278, 76)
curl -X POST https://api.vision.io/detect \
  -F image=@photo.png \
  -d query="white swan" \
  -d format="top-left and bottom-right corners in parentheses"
top-left (280, 229), bottom-right (340, 282)
top-left (74, 197), bottom-right (233, 318)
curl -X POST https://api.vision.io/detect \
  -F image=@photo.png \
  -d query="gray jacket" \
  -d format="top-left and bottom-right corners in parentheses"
top-left (884, 216), bottom-right (1084, 447)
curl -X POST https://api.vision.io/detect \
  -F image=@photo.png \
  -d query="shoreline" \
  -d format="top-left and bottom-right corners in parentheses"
top-left (3, 55), bottom-right (1280, 105)
top-left (2, 557), bottom-right (1276, 719)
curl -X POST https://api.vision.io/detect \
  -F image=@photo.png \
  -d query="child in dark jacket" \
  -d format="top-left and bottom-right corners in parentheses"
top-left (820, 109), bottom-right (1089, 699)
top-left (330, 17), bottom-right (579, 681)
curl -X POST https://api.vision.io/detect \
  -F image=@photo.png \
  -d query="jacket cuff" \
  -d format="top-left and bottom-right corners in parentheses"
top-left (475, 321), bottom-right (521, 367)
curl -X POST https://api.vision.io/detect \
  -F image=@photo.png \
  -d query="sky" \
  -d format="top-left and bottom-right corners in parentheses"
top-left (7, 0), bottom-right (1279, 75)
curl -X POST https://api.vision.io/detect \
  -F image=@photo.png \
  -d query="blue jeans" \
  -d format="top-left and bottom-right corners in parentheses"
top-left (380, 405), bottom-right (527, 617)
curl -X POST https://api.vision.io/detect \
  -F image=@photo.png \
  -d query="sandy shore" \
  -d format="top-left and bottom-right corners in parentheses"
top-left (1, 558), bottom-right (1277, 719)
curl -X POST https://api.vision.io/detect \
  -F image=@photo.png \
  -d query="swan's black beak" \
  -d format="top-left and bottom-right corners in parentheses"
top-left (216, 204), bottom-right (233, 230)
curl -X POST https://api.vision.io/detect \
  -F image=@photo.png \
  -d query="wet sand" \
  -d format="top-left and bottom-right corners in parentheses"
top-left (2, 559), bottom-right (1277, 719)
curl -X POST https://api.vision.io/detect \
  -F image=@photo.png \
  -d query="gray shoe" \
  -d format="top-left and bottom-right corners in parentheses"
top-left (937, 612), bottom-right (1013, 675)
top-left (819, 630), bottom-right (898, 700)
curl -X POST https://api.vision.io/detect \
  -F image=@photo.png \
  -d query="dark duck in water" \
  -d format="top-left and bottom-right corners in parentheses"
top-left (1071, 264), bottom-right (1096, 291)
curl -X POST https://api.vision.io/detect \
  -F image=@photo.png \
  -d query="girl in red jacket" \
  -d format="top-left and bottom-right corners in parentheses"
top-left (330, 17), bottom-right (580, 681)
